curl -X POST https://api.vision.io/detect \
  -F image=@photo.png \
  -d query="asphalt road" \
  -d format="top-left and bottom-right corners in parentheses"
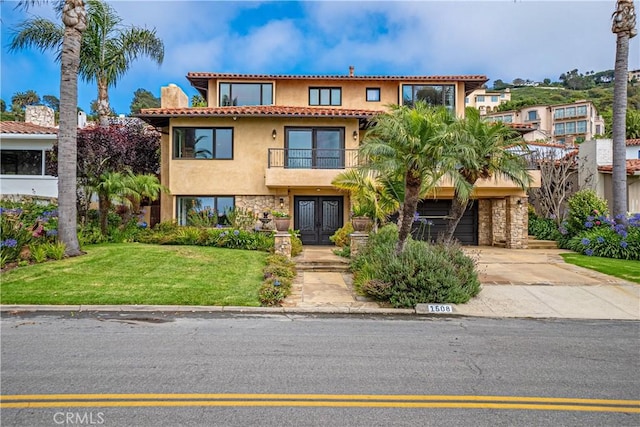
top-left (1, 312), bottom-right (639, 427)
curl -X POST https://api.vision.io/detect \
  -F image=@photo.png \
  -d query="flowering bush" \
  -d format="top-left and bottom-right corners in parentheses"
top-left (567, 213), bottom-right (640, 260)
top-left (566, 189), bottom-right (609, 237)
top-left (0, 201), bottom-right (61, 267)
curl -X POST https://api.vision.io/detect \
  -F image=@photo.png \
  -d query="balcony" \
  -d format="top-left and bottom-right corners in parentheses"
top-left (266, 148), bottom-right (359, 188)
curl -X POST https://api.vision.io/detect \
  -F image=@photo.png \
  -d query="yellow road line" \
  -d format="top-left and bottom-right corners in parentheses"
top-left (1, 393), bottom-right (638, 406)
top-left (1, 394), bottom-right (638, 413)
top-left (1, 400), bottom-right (638, 413)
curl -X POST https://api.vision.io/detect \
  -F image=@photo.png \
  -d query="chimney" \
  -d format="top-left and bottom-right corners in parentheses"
top-left (25, 105), bottom-right (55, 128)
top-left (161, 83), bottom-right (189, 109)
top-left (349, 66), bottom-right (354, 77)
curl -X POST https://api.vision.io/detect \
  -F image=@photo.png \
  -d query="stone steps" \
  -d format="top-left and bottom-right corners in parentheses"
top-left (527, 238), bottom-right (559, 249)
top-left (295, 260), bottom-right (350, 272)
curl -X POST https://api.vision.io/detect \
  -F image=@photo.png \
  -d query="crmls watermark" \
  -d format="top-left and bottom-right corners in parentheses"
top-left (53, 412), bottom-right (105, 425)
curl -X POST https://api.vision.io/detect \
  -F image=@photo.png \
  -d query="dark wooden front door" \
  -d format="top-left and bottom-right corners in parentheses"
top-left (294, 196), bottom-right (343, 245)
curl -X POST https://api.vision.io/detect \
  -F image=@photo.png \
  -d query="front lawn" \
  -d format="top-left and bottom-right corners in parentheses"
top-left (560, 253), bottom-right (640, 284)
top-left (0, 243), bottom-right (267, 306)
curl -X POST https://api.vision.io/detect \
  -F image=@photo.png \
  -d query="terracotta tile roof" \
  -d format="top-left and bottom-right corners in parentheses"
top-left (187, 71), bottom-right (488, 82)
top-left (627, 138), bottom-right (640, 146)
top-left (525, 140), bottom-right (567, 149)
top-left (598, 159), bottom-right (640, 175)
top-left (139, 105), bottom-right (380, 119)
top-left (0, 121), bottom-right (57, 135)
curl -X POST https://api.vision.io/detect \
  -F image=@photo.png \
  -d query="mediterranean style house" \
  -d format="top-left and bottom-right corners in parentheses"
top-left (138, 70), bottom-right (540, 247)
top-left (465, 88), bottom-right (511, 115)
top-left (486, 100), bottom-right (605, 145)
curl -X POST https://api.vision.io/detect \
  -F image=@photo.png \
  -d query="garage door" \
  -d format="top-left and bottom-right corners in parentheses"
top-left (411, 200), bottom-right (478, 245)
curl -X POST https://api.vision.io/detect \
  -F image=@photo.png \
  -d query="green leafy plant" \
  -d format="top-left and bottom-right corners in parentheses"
top-left (566, 189), bottom-right (609, 237)
top-left (29, 243), bottom-right (48, 263)
top-left (330, 223), bottom-right (354, 248)
top-left (271, 210), bottom-right (290, 218)
top-left (351, 224), bottom-right (480, 308)
top-left (259, 255), bottom-right (296, 306)
top-left (44, 242), bottom-right (66, 260)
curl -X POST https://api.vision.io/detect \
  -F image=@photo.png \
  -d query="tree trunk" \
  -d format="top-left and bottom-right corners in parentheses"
top-left (396, 171), bottom-right (420, 254)
top-left (97, 77), bottom-right (111, 126)
top-left (57, 0), bottom-right (86, 257)
top-left (443, 196), bottom-right (468, 244)
top-left (612, 32), bottom-right (630, 221)
top-left (98, 193), bottom-right (110, 236)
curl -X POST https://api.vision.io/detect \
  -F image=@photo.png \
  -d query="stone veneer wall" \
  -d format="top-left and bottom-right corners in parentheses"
top-left (235, 195), bottom-right (277, 215)
top-left (25, 105), bottom-right (55, 128)
top-left (478, 197), bottom-right (527, 248)
top-left (505, 196), bottom-right (528, 249)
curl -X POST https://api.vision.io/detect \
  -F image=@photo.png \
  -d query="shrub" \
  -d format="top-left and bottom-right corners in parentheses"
top-left (566, 213), bottom-right (640, 260)
top-left (29, 243), bottom-right (48, 263)
top-left (289, 230), bottom-right (303, 257)
top-left (566, 189), bottom-right (609, 237)
top-left (259, 254), bottom-right (296, 306)
top-left (352, 224), bottom-right (480, 308)
top-left (330, 223), bottom-right (354, 247)
top-left (44, 242), bottom-right (66, 260)
top-left (0, 202), bottom-right (59, 265)
top-left (528, 210), bottom-right (560, 240)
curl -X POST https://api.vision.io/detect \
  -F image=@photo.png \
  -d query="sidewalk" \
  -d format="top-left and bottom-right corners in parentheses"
top-left (1, 247), bottom-right (638, 320)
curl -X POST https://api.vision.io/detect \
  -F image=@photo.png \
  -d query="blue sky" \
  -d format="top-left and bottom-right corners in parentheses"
top-left (1, 0), bottom-right (639, 115)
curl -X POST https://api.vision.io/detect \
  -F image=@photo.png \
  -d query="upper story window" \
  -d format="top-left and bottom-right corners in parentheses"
top-left (1, 149), bottom-right (49, 176)
top-left (576, 120), bottom-right (587, 133)
top-left (554, 123), bottom-right (565, 135)
top-left (285, 127), bottom-right (344, 169)
top-left (577, 105), bottom-right (588, 116)
top-left (309, 87), bottom-right (341, 106)
top-left (476, 95), bottom-right (485, 102)
top-left (402, 84), bottom-right (455, 110)
top-left (491, 95), bottom-right (499, 102)
top-left (366, 88), bottom-right (381, 102)
top-left (173, 127), bottom-right (233, 159)
top-left (465, 97), bottom-right (469, 104)
top-left (527, 111), bottom-right (538, 121)
top-left (219, 83), bottom-right (272, 106)
top-left (565, 106), bottom-right (576, 118)
top-left (554, 108), bottom-right (565, 119)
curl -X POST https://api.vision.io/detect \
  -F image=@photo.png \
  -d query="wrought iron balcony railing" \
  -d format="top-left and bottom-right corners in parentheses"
top-left (268, 148), bottom-right (360, 169)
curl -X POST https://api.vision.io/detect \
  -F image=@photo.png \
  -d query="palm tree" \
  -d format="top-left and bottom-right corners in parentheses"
top-left (611, 0), bottom-right (637, 220)
top-left (90, 171), bottom-right (134, 235)
top-left (125, 173), bottom-right (168, 217)
top-left (10, 0), bottom-right (164, 125)
top-left (442, 108), bottom-right (533, 243)
top-left (331, 168), bottom-right (399, 231)
top-left (14, 0), bottom-right (86, 257)
top-left (360, 103), bottom-right (456, 254)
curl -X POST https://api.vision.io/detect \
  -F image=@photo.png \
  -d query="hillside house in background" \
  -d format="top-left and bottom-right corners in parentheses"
top-left (138, 70), bottom-right (541, 248)
top-left (465, 88), bottom-right (511, 115)
top-left (486, 100), bottom-right (605, 145)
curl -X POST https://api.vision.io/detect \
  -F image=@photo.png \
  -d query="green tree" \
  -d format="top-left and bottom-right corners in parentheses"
top-left (10, 90), bottom-right (41, 119)
top-left (130, 88), bottom-right (160, 115)
top-left (10, 0), bottom-right (164, 125)
top-left (42, 94), bottom-right (60, 112)
top-left (191, 94), bottom-right (207, 107)
top-left (442, 108), bottom-right (532, 243)
top-left (0, 99), bottom-right (6, 113)
top-left (13, 0), bottom-right (86, 257)
top-left (331, 168), bottom-right (400, 231)
top-left (89, 171), bottom-right (135, 235)
top-left (611, 0), bottom-right (637, 220)
top-left (360, 103), bottom-right (456, 254)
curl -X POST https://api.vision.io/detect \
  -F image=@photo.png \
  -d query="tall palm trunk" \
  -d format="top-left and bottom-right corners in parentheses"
top-left (611, 0), bottom-right (637, 221)
top-left (57, 0), bottom-right (86, 257)
top-left (97, 77), bottom-right (111, 126)
top-left (396, 169), bottom-right (420, 254)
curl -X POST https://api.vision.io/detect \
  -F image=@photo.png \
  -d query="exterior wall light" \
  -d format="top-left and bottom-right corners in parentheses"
top-left (272, 129), bottom-right (277, 139)
top-left (353, 130), bottom-right (358, 140)
top-left (279, 198), bottom-right (284, 209)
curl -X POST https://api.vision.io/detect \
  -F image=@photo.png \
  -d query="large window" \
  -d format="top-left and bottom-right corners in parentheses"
top-left (402, 84), bottom-right (455, 110)
top-left (176, 196), bottom-right (235, 226)
top-left (527, 111), bottom-right (538, 121)
top-left (173, 127), bottom-right (233, 159)
top-left (219, 83), bottom-right (272, 106)
top-left (565, 121), bottom-right (576, 134)
top-left (285, 127), bottom-right (344, 169)
top-left (554, 123), bottom-right (565, 135)
top-left (1, 150), bottom-right (46, 175)
top-left (577, 105), bottom-right (588, 116)
top-left (309, 87), bottom-right (341, 106)
top-left (577, 120), bottom-right (587, 134)
top-left (554, 108), bottom-right (565, 119)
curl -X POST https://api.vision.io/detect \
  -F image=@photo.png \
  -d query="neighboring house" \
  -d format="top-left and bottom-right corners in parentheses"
top-left (465, 88), bottom-right (511, 115)
top-left (629, 69), bottom-right (640, 82)
top-left (0, 106), bottom-right (58, 199)
top-left (486, 100), bottom-right (605, 145)
top-left (579, 138), bottom-right (640, 214)
top-left (138, 70), bottom-right (541, 248)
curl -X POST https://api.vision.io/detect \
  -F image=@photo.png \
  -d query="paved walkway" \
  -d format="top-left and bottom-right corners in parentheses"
top-left (284, 246), bottom-right (640, 320)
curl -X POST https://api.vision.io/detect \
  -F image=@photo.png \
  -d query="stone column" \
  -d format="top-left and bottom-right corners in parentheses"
top-left (350, 232), bottom-right (369, 258)
top-left (478, 199), bottom-right (492, 246)
top-left (505, 196), bottom-right (528, 249)
top-left (274, 232), bottom-right (292, 258)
